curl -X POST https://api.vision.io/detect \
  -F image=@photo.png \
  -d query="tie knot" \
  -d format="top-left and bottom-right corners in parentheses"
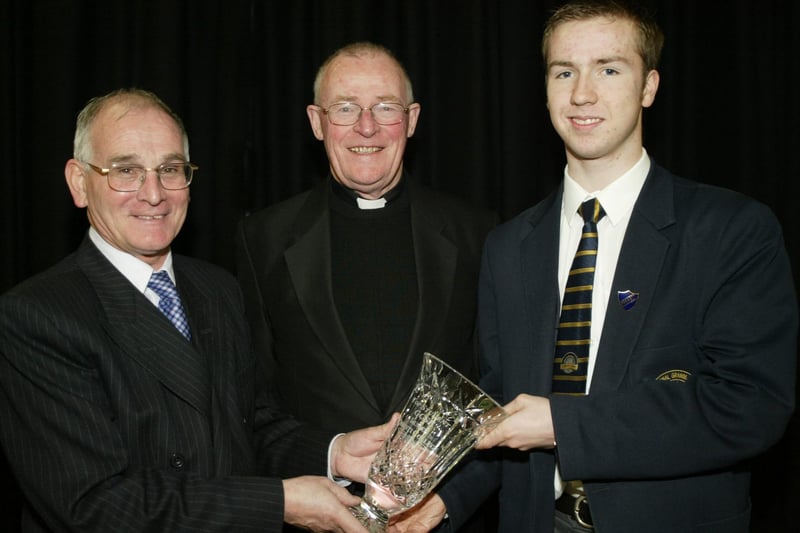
top-left (147, 270), bottom-right (178, 300)
top-left (579, 198), bottom-right (605, 225)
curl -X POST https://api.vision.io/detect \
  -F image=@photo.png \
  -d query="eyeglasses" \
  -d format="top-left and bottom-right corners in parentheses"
top-left (84, 161), bottom-right (198, 192)
top-left (321, 101), bottom-right (410, 126)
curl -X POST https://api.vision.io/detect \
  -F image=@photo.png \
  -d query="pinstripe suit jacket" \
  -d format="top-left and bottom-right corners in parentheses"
top-left (0, 237), bottom-right (333, 532)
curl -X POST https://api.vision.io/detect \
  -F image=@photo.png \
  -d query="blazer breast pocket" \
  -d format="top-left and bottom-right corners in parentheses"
top-left (630, 342), bottom-right (697, 384)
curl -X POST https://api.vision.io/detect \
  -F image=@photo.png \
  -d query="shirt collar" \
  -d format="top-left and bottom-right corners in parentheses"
top-left (562, 148), bottom-right (650, 228)
top-left (88, 227), bottom-right (176, 293)
top-left (329, 176), bottom-right (405, 210)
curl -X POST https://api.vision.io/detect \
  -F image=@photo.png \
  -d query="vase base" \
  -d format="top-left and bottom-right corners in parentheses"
top-left (350, 500), bottom-right (389, 533)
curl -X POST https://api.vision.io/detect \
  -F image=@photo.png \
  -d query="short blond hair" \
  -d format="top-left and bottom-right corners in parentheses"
top-left (542, 0), bottom-right (664, 75)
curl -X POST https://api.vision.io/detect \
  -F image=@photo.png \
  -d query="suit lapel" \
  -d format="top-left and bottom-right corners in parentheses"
top-left (77, 241), bottom-right (211, 415)
top-left (176, 268), bottom-right (239, 474)
top-left (385, 187), bottom-right (459, 412)
top-left (284, 182), bottom-right (379, 410)
top-left (174, 256), bottom-right (252, 475)
top-left (591, 167), bottom-right (676, 392)
top-left (520, 192), bottom-right (563, 395)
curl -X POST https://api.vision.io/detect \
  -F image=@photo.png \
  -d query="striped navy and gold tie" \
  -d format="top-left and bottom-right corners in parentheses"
top-left (552, 198), bottom-right (605, 395)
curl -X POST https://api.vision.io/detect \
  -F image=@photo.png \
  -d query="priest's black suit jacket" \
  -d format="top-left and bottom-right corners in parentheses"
top-left (235, 177), bottom-right (498, 432)
top-left (437, 163), bottom-right (797, 532)
top-left (0, 238), bottom-right (333, 532)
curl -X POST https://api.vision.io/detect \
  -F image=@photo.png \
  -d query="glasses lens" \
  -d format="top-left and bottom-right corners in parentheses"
top-left (371, 103), bottom-right (406, 125)
top-left (159, 163), bottom-right (192, 190)
top-left (327, 103), bottom-right (360, 125)
top-left (108, 166), bottom-right (145, 192)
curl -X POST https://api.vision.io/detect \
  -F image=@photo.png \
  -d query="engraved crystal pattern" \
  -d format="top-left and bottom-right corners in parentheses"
top-left (350, 352), bottom-right (507, 532)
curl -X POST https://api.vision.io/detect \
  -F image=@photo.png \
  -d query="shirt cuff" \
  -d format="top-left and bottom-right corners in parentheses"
top-left (327, 433), bottom-right (352, 487)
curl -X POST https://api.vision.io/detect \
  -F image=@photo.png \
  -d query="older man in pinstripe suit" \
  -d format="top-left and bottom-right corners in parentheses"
top-left (0, 88), bottom-right (393, 532)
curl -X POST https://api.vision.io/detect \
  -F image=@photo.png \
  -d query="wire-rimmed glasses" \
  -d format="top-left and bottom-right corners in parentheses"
top-left (84, 161), bottom-right (197, 192)
top-left (320, 102), bottom-right (411, 126)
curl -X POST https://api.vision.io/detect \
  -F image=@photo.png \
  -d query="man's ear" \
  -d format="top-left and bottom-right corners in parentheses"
top-left (406, 102), bottom-right (421, 138)
top-left (65, 159), bottom-right (89, 207)
top-left (306, 105), bottom-right (325, 141)
top-left (641, 69), bottom-right (660, 108)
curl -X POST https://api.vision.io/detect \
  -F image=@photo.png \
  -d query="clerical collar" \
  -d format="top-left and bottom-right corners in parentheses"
top-left (330, 177), bottom-right (405, 210)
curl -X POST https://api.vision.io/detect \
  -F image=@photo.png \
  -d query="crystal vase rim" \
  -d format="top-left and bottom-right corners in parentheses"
top-left (422, 351), bottom-right (504, 412)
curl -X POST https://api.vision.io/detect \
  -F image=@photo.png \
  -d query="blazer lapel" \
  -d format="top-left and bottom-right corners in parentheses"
top-left (77, 241), bottom-right (211, 415)
top-left (284, 182), bottom-right (379, 410)
top-left (520, 191), bottom-right (563, 395)
top-left (591, 167), bottom-right (676, 393)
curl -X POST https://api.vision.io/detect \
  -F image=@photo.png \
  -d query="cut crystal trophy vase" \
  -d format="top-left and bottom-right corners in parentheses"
top-left (350, 352), bottom-right (507, 532)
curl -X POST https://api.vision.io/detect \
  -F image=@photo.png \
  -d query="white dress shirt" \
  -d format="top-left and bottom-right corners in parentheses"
top-left (88, 227), bottom-right (177, 307)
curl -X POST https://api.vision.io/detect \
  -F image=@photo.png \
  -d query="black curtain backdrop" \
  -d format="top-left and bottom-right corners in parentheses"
top-left (2, 0), bottom-right (798, 530)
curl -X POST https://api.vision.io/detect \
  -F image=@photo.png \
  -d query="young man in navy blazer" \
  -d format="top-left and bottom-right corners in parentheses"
top-left (393, 2), bottom-right (797, 532)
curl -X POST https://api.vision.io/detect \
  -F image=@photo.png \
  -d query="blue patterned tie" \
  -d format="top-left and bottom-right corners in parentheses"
top-left (147, 270), bottom-right (192, 341)
top-left (552, 198), bottom-right (605, 395)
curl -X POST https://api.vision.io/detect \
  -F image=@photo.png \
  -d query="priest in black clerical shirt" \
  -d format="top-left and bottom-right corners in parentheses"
top-left (235, 41), bottom-right (498, 532)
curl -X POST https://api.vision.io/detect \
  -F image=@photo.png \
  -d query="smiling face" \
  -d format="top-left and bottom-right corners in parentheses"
top-left (307, 51), bottom-right (420, 199)
top-left (65, 102), bottom-right (190, 269)
top-left (545, 16), bottom-right (659, 187)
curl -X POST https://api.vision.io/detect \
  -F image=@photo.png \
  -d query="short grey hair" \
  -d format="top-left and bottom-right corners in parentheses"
top-left (73, 88), bottom-right (190, 163)
top-left (312, 42), bottom-right (414, 105)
